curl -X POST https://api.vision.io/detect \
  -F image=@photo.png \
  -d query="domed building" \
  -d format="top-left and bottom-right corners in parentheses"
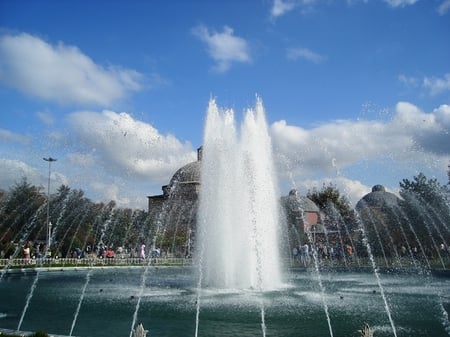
top-left (355, 184), bottom-right (403, 258)
top-left (355, 184), bottom-right (400, 211)
top-left (147, 147), bottom-right (202, 257)
top-left (281, 189), bottom-right (320, 231)
top-left (147, 147), bottom-right (323, 257)
top-left (280, 189), bottom-right (322, 247)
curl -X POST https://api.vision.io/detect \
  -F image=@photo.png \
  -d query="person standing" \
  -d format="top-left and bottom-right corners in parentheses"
top-left (140, 244), bottom-right (146, 259)
top-left (23, 244), bottom-right (30, 264)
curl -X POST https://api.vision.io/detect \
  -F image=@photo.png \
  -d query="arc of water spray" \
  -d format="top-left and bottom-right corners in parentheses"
top-left (330, 155), bottom-right (397, 336)
top-left (305, 231), bottom-right (334, 337)
top-left (17, 270), bottom-right (41, 332)
top-left (69, 269), bottom-right (93, 336)
top-left (194, 243), bottom-right (204, 337)
top-left (278, 156), bottom-right (335, 337)
top-left (0, 204), bottom-right (47, 282)
top-left (129, 266), bottom-right (150, 337)
top-left (357, 219), bottom-right (398, 337)
top-left (246, 156), bottom-right (268, 337)
top-left (330, 162), bottom-right (398, 336)
top-left (127, 183), bottom-right (179, 337)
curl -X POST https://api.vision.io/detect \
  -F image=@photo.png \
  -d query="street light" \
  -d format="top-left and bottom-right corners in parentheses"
top-left (43, 157), bottom-right (57, 257)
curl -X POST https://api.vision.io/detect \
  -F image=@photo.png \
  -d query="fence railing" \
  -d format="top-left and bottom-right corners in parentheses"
top-left (0, 256), bottom-right (193, 268)
top-left (1, 256), bottom-right (448, 270)
top-left (287, 255), bottom-right (450, 270)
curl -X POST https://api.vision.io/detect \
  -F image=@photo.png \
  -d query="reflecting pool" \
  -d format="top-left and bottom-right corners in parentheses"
top-left (1, 267), bottom-right (449, 337)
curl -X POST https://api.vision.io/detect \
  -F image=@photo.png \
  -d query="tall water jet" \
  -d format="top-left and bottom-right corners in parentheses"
top-left (196, 98), bottom-right (282, 290)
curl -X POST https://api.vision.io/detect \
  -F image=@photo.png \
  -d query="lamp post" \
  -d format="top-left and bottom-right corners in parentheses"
top-left (43, 157), bottom-right (57, 257)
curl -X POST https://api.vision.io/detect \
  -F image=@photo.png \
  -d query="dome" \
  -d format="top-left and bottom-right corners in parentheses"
top-left (297, 196), bottom-right (320, 213)
top-left (372, 184), bottom-right (386, 192)
top-left (283, 189), bottom-right (320, 213)
top-left (169, 161), bottom-right (201, 186)
top-left (355, 185), bottom-right (400, 210)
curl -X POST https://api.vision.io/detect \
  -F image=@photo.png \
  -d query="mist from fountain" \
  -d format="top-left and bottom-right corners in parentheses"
top-left (196, 98), bottom-right (283, 290)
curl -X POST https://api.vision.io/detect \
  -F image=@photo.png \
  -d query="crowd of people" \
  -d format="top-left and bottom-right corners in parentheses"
top-left (16, 241), bottom-right (162, 261)
top-left (75, 243), bottom-right (162, 260)
top-left (18, 241), bottom-right (48, 263)
top-left (292, 241), bottom-right (355, 266)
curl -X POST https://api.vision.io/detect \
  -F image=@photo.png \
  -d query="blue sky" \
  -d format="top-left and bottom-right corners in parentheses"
top-left (0, 0), bottom-right (449, 209)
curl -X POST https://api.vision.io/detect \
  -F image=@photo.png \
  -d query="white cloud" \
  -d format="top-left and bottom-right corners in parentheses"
top-left (67, 110), bottom-right (197, 181)
top-left (433, 104), bottom-right (450, 125)
top-left (192, 25), bottom-right (251, 73)
top-left (270, 0), bottom-right (422, 19)
top-left (36, 110), bottom-right (55, 126)
top-left (398, 74), bottom-right (419, 87)
top-left (438, 0), bottom-right (450, 15)
top-left (0, 33), bottom-right (143, 106)
top-left (0, 159), bottom-right (41, 189)
top-left (0, 129), bottom-right (30, 144)
top-left (383, 0), bottom-right (419, 7)
top-left (0, 109), bottom-right (197, 208)
top-left (270, 102), bottom-right (449, 202)
top-left (271, 0), bottom-right (297, 17)
top-left (0, 158), bottom-right (67, 193)
top-left (286, 47), bottom-right (325, 63)
top-left (408, 103), bottom-right (450, 155)
top-left (295, 176), bottom-right (373, 206)
top-left (423, 73), bottom-right (450, 96)
top-left (270, 0), bottom-right (319, 18)
top-left (91, 182), bottom-right (130, 207)
top-left (271, 117), bottom-right (399, 174)
top-left (66, 152), bottom-right (96, 168)
top-left (399, 73), bottom-right (450, 96)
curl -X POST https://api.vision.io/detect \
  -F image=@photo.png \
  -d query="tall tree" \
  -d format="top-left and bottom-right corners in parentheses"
top-left (307, 183), bottom-right (361, 257)
top-left (0, 178), bottom-right (45, 242)
top-left (399, 173), bottom-right (450, 259)
top-left (307, 183), bottom-right (355, 225)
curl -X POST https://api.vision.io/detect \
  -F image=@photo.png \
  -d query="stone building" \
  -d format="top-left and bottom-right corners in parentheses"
top-left (280, 189), bottom-right (322, 247)
top-left (280, 189), bottom-right (320, 231)
top-left (147, 148), bottom-right (202, 257)
top-left (147, 147), bottom-right (324, 256)
top-left (355, 184), bottom-right (403, 257)
top-left (355, 184), bottom-right (400, 211)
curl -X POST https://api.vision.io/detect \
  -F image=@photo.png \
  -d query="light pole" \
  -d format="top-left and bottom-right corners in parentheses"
top-left (43, 157), bottom-right (57, 257)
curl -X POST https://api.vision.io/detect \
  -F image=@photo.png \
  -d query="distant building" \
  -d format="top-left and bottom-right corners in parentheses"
top-left (355, 184), bottom-right (404, 258)
top-left (280, 189), bottom-right (320, 232)
top-left (147, 147), bottom-right (324, 256)
top-left (355, 184), bottom-right (400, 211)
top-left (147, 147), bottom-right (202, 257)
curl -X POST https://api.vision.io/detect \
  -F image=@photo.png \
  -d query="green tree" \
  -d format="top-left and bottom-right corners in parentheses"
top-left (307, 183), bottom-right (357, 228)
top-left (0, 179), bottom-right (157, 259)
top-left (307, 183), bottom-right (362, 257)
top-left (0, 178), bottom-right (45, 245)
top-left (399, 173), bottom-right (450, 259)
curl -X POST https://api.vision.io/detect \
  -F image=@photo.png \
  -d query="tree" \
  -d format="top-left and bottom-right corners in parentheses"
top-left (0, 179), bottom-right (163, 259)
top-left (307, 183), bottom-right (361, 257)
top-left (0, 178), bottom-right (45, 244)
top-left (307, 183), bottom-right (356, 227)
top-left (399, 173), bottom-right (450, 259)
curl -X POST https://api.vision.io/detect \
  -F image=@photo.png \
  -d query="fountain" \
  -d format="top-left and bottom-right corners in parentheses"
top-left (0, 98), bottom-right (449, 337)
top-left (196, 97), bottom-right (282, 290)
